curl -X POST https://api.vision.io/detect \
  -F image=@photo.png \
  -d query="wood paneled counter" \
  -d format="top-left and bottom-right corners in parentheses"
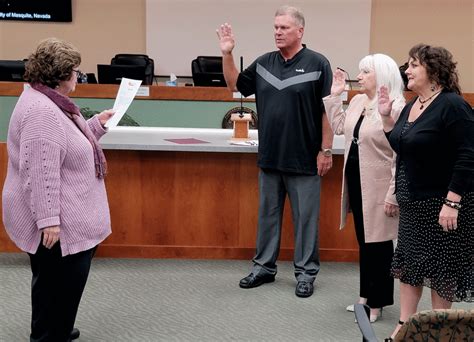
top-left (0, 126), bottom-right (356, 261)
top-left (1, 83), bottom-right (472, 261)
top-left (95, 149), bottom-right (355, 261)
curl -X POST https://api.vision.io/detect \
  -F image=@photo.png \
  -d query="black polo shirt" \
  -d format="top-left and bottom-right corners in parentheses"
top-left (237, 46), bottom-right (332, 175)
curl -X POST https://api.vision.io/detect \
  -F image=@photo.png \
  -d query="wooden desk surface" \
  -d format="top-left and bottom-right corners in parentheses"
top-left (1, 82), bottom-right (473, 106)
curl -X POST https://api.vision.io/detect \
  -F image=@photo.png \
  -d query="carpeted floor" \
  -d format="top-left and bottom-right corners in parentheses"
top-left (0, 253), bottom-right (472, 341)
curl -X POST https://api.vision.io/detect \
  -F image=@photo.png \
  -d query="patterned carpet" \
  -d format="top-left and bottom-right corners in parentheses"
top-left (0, 253), bottom-right (472, 341)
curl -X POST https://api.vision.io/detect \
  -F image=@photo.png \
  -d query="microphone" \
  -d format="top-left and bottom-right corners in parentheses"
top-left (337, 67), bottom-right (352, 90)
top-left (239, 56), bottom-right (244, 118)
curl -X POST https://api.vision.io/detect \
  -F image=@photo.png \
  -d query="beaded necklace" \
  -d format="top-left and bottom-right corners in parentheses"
top-left (418, 90), bottom-right (441, 109)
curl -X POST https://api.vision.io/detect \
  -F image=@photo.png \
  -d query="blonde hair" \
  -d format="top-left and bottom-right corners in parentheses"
top-left (358, 53), bottom-right (405, 116)
top-left (275, 5), bottom-right (305, 27)
top-left (24, 37), bottom-right (81, 88)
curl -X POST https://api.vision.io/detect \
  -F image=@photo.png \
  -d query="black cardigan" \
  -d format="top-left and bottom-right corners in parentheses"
top-left (387, 91), bottom-right (474, 200)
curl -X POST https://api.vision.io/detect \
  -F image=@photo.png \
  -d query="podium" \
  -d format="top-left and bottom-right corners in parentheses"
top-left (230, 113), bottom-right (252, 140)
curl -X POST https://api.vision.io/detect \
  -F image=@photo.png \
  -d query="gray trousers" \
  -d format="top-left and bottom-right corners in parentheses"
top-left (252, 169), bottom-right (321, 282)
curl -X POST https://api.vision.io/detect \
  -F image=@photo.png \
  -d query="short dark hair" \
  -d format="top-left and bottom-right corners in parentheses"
top-left (408, 44), bottom-right (461, 94)
top-left (24, 37), bottom-right (81, 89)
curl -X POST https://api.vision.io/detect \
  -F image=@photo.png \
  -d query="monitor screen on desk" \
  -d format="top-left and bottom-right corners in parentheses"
top-left (0, 60), bottom-right (26, 82)
top-left (97, 64), bottom-right (147, 84)
top-left (192, 73), bottom-right (227, 87)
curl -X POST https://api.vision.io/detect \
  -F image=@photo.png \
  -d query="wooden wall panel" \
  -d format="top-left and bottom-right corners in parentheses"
top-left (98, 150), bottom-right (358, 261)
top-left (0, 144), bottom-right (358, 261)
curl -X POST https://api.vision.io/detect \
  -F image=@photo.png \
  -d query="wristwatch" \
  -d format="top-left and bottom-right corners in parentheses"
top-left (321, 148), bottom-right (332, 157)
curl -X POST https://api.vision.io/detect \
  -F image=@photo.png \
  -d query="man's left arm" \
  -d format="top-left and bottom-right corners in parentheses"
top-left (317, 60), bottom-right (334, 176)
top-left (317, 111), bottom-right (334, 176)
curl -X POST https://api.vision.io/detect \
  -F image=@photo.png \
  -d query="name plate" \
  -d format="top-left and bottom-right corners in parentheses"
top-left (136, 86), bottom-right (150, 97)
top-left (233, 92), bottom-right (255, 99)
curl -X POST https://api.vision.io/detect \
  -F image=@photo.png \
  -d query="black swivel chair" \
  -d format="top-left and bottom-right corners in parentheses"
top-left (354, 304), bottom-right (379, 342)
top-left (86, 73), bottom-right (97, 84)
top-left (191, 56), bottom-right (227, 87)
top-left (0, 60), bottom-right (26, 82)
top-left (110, 54), bottom-right (155, 85)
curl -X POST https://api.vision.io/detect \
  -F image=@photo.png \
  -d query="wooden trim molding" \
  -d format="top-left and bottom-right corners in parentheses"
top-left (94, 245), bottom-right (359, 262)
top-left (1, 82), bottom-right (473, 105)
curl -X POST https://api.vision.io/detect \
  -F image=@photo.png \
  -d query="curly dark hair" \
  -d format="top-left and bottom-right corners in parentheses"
top-left (408, 44), bottom-right (461, 94)
top-left (24, 37), bottom-right (81, 89)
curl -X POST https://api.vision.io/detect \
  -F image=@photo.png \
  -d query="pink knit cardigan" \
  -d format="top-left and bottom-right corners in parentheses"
top-left (2, 87), bottom-right (111, 256)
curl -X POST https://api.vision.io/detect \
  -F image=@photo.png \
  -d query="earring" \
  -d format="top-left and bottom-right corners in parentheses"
top-left (430, 84), bottom-right (436, 92)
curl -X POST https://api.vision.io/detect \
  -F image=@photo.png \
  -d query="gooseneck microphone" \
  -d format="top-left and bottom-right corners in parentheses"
top-left (239, 56), bottom-right (244, 118)
top-left (337, 67), bottom-right (352, 90)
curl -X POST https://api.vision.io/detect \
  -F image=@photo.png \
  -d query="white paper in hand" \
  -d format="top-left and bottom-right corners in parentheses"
top-left (105, 78), bottom-right (142, 128)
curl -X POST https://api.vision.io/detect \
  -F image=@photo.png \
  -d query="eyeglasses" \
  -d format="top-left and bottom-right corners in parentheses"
top-left (72, 69), bottom-right (88, 83)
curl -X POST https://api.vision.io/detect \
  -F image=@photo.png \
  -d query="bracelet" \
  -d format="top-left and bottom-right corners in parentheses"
top-left (443, 198), bottom-right (462, 210)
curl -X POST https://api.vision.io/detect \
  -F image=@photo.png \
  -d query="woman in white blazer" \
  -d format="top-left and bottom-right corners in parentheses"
top-left (323, 54), bottom-right (405, 322)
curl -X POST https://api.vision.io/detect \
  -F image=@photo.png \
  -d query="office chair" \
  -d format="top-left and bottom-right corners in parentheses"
top-left (354, 304), bottom-right (378, 342)
top-left (354, 304), bottom-right (474, 342)
top-left (0, 60), bottom-right (26, 82)
top-left (86, 73), bottom-right (97, 84)
top-left (395, 309), bottom-right (474, 341)
top-left (191, 56), bottom-right (227, 87)
top-left (110, 54), bottom-right (154, 85)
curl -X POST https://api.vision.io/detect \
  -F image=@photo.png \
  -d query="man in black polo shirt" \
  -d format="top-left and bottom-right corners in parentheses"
top-left (217, 5), bottom-right (333, 298)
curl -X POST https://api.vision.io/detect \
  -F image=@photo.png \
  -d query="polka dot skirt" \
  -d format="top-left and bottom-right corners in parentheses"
top-left (391, 121), bottom-right (474, 302)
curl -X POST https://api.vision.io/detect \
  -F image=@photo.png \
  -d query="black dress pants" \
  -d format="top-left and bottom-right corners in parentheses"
top-left (345, 155), bottom-right (394, 309)
top-left (28, 242), bottom-right (96, 342)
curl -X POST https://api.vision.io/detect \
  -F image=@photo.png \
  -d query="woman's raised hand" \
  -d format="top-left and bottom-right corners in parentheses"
top-left (378, 85), bottom-right (394, 116)
top-left (331, 69), bottom-right (346, 96)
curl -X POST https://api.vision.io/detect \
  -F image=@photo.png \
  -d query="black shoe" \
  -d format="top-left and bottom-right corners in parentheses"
top-left (70, 328), bottom-right (80, 340)
top-left (239, 272), bottom-right (275, 288)
top-left (295, 281), bottom-right (314, 298)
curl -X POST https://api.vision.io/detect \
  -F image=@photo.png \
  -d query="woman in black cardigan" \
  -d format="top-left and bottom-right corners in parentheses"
top-left (378, 44), bottom-right (473, 340)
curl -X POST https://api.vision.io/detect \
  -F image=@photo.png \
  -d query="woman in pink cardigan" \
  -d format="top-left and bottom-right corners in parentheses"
top-left (2, 38), bottom-right (114, 341)
top-left (323, 54), bottom-right (405, 323)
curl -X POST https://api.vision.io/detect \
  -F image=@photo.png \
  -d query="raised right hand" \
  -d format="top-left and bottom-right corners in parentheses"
top-left (42, 225), bottom-right (60, 249)
top-left (216, 23), bottom-right (235, 55)
top-left (378, 85), bottom-right (394, 116)
top-left (331, 69), bottom-right (346, 96)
